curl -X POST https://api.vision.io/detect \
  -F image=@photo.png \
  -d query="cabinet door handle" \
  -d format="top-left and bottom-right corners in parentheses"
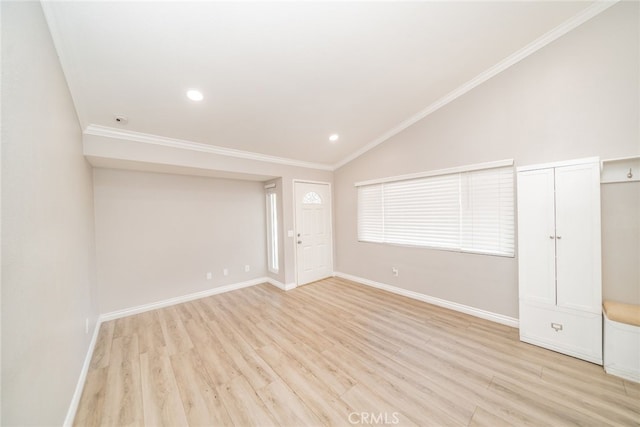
top-left (549, 236), bottom-right (555, 239)
top-left (551, 322), bottom-right (563, 332)
top-left (556, 236), bottom-right (562, 239)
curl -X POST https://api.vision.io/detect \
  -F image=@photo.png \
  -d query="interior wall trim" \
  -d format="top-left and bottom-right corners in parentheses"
top-left (84, 124), bottom-right (334, 172)
top-left (333, 271), bottom-right (519, 328)
top-left (99, 277), bottom-right (273, 322)
top-left (63, 320), bottom-right (101, 427)
top-left (266, 278), bottom-right (298, 291)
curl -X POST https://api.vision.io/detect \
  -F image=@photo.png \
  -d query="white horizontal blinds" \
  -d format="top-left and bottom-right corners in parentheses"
top-left (460, 167), bottom-right (514, 256)
top-left (357, 164), bottom-right (514, 257)
top-left (357, 184), bottom-right (384, 242)
top-left (383, 174), bottom-right (460, 249)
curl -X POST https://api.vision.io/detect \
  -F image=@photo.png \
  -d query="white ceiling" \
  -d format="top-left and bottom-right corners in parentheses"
top-left (43, 1), bottom-right (601, 168)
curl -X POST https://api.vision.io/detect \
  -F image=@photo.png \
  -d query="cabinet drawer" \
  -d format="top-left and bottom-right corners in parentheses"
top-left (519, 302), bottom-right (602, 364)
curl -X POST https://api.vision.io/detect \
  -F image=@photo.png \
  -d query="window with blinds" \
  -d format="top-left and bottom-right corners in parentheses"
top-left (357, 164), bottom-right (514, 257)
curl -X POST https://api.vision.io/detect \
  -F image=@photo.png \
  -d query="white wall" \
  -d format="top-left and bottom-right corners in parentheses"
top-left (93, 169), bottom-right (267, 313)
top-left (334, 2), bottom-right (640, 319)
top-left (1, 2), bottom-right (98, 425)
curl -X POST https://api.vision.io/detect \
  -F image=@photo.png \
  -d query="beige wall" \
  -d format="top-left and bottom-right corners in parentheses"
top-left (601, 182), bottom-right (640, 304)
top-left (1, 2), bottom-right (98, 425)
top-left (93, 169), bottom-right (267, 313)
top-left (334, 2), bottom-right (640, 318)
top-left (84, 135), bottom-right (334, 286)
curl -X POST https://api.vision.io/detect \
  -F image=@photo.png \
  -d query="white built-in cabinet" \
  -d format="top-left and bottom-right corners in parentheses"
top-left (517, 158), bottom-right (602, 364)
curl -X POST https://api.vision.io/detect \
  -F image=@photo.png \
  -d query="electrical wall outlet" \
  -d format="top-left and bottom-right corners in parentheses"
top-left (223, 268), bottom-right (229, 276)
top-left (244, 265), bottom-right (250, 272)
top-left (392, 267), bottom-right (399, 277)
top-left (206, 272), bottom-right (212, 280)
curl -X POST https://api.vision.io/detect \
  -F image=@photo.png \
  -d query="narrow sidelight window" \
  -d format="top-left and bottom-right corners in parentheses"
top-left (266, 190), bottom-right (279, 272)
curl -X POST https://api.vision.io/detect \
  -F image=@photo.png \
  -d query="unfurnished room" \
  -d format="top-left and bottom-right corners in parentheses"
top-left (1, 1), bottom-right (639, 426)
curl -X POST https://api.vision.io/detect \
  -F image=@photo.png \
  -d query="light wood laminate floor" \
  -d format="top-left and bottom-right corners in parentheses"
top-left (74, 277), bottom-right (640, 426)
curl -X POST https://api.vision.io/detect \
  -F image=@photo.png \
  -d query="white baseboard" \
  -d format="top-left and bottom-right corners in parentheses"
top-left (267, 278), bottom-right (297, 291)
top-left (333, 271), bottom-right (519, 328)
top-left (100, 277), bottom-right (269, 322)
top-left (605, 366), bottom-right (640, 384)
top-left (63, 318), bottom-right (102, 427)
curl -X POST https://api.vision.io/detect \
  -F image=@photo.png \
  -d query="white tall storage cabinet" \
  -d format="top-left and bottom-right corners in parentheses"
top-left (517, 158), bottom-right (602, 364)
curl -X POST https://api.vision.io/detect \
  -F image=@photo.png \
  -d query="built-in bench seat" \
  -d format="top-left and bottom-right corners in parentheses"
top-left (603, 300), bottom-right (640, 383)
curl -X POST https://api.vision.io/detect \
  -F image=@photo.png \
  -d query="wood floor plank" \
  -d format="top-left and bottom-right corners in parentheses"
top-left (169, 349), bottom-right (233, 426)
top-left (488, 375), bottom-right (595, 426)
top-left (73, 367), bottom-right (108, 427)
top-left (205, 316), bottom-right (278, 390)
top-left (101, 335), bottom-right (144, 426)
top-left (256, 379), bottom-right (324, 426)
top-left (494, 369), bottom-right (640, 426)
top-left (254, 317), bottom-right (357, 395)
top-left (322, 345), bottom-right (470, 426)
top-left (217, 375), bottom-right (278, 426)
top-left (540, 365), bottom-right (630, 399)
top-left (74, 279), bottom-right (640, 426)
top-left (112, 315), bottom-right (135, 339)
top-left (468, 405), bottom-right (513, 427)
top-left (340, 383), bottom-right (419, 427)
top-left (214, 301), bottom-right (270, 350)
top-left (256, 343), bottom-right (355, 426)
top-left (140, 347), bottom-right (189, 426)
top-left (624, 380), bottom-right (640, 399)
top-left (191, 338), bottom-right (241, 388)
top-left (158, 306), bottom-right (193, 356)
top-left (134, 310), bottom-right (165, 355)
top-left (89, 321), bottom-right (114, 371)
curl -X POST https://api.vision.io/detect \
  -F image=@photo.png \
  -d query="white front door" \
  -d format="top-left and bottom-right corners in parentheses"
top-left (295, 182), bottom-right (333, 286)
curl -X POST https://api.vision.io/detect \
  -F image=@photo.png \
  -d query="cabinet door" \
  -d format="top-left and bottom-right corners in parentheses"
top-left (555, 162), bottom-right (602, 313)
top-left (517, 168), bottom-right (557, 305)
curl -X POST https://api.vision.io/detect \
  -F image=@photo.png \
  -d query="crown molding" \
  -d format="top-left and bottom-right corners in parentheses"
top-left (84, 125), bottom-right (334, 171)
top-left (41, 0), bottom-right (88, 129)
top-left (333, 0), bottom-right (619, 170)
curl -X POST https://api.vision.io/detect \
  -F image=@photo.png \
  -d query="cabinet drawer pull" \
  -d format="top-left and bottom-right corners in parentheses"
top-left (551, 322), bottom-right (563, 332)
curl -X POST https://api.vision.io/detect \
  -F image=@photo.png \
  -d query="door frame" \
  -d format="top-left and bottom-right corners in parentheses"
top-left (292, 179), bottom-right (334, 286)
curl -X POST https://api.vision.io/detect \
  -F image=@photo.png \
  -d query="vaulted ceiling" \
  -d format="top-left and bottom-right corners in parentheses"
top-left (43, 1), bottom-right (603, 168)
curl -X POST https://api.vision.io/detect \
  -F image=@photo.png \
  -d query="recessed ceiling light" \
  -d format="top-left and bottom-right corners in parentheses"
top-left (329, 134), bottom-right (339, 142)
top-left (186, 89), bottom-right (203, 101)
